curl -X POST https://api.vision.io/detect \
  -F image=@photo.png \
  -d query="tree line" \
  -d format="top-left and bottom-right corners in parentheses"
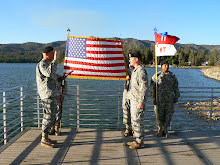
top-left (123, 43), bottom-right (220, 66)
top-left (0, 51), bottom-right (66, 64)
top-left (0, 44), bottom-right (220, 66)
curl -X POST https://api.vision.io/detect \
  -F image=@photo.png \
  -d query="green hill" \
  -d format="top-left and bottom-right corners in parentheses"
top-left (0, 38), bottom-right (220, 64)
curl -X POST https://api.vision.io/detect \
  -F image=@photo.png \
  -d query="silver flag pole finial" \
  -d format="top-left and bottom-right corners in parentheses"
top-left (154, 27), bottom-right (157, 34)
top-left (67, 28), bottom-right (71, 35)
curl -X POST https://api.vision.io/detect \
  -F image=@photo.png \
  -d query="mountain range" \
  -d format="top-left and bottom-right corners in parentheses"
top-left (0, 38), bottom-right (220, 57)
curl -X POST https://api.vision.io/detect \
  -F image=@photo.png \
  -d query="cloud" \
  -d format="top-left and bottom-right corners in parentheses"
top-left (30, 9), bottom-right (112, 34)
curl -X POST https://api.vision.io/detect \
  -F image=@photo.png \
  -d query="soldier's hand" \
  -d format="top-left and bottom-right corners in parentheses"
top-left (174, 100), bottom-right (178, 103)
top-left (137, 102), bottom-right (143, 109)
top-left (126, 75), bottom-right (130, 80)
top-left (153, 100), bottom-right (157, 105)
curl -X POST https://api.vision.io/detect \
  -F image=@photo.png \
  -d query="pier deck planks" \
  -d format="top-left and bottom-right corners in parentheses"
top-left (0, 127), bottom-right (220, 165)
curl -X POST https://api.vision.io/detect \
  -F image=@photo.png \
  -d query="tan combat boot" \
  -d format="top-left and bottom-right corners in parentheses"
top-left (127, 141), bottom-right (137, 146)
top-left (157, 126), bottom-right (163, 137)
top-left (164, 126), bottom-right (169, 137)
top-left (41, 133), bottom-right (57, 148)
top-left (129, 139), bottom-right (144, 149)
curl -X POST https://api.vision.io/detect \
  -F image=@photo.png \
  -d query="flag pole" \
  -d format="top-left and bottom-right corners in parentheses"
top-left (59, 70), bottom-right (73, 131)
top-left (154, 28), bottom-right (159, 131)
top-left (59, 79), bottom-right (65, 131)
top-left (155, 55), bottom-right (159, 131)
top-left (60, 30), bottom-right (70, 132)
top-left (121, 40), bottom-right (129, 77)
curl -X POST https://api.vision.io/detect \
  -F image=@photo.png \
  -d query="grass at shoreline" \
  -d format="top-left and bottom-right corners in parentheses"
top-left (144, 65), bottom-right (214, 69)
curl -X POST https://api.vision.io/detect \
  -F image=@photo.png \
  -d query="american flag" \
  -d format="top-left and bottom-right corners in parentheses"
top-left (63, 36), bottom-right (127, 80)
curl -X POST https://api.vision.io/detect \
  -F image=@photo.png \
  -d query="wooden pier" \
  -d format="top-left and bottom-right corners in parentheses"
top-left (0, 127), bottom-right (220, 165)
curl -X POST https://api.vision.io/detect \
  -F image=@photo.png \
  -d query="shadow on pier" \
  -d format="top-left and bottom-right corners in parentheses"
top-left (0, 127), bottom-right (220, 165)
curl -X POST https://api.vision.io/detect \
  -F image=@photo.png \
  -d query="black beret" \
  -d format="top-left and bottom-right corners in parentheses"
top-left (42, 46), bottom-right (54, 53)
top-left (129, 52), bottom-right (141, 58)
top-left (160, 59), bottom-right (169, 66)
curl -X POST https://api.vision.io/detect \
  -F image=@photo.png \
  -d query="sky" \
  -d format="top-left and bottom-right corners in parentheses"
top-left (1, 0), bottom-right (220, 45)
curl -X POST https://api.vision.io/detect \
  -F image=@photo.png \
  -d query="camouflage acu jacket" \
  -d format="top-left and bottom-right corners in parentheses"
top-left (36, 59), bottom-right (67, 100)
top-left (129, 65), bottom-right (148, 103)
top-left (150, 71), bottom-right (180, 102)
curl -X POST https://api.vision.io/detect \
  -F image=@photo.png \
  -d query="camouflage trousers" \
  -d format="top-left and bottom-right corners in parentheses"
top-left (55, 96), bottom-right (61, 127)
top-left (122, 97), bottom-right (131, 127)
top-left (130, 100), bottom-right (145, 141)
top-left (41, 96), bottom-right (61, 134)
top-left (155, 101), bottom-right (174, 127)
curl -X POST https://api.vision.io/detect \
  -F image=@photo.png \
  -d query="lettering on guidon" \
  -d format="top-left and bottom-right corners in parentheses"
top-left (160, 47), bottom-right (166, 53)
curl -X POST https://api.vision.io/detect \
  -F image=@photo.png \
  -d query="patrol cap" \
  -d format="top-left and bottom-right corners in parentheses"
top-left (160, 59), bottom-right (169, 66)
top-left (129, 52), bottom-right (141, 59)
top-left (42, 46), bottom-right (54, 53)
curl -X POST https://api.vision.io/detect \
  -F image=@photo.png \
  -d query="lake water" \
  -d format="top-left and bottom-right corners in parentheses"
top-left (0, 63), bottom-right (220, 91)
top-left (0, 63), bottom-right (220, 130)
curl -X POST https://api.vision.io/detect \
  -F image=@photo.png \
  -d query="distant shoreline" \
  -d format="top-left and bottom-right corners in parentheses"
top-left (144, 64), bottom-right (208, 69)
top-left (0, 63), bottom-right (211, 69)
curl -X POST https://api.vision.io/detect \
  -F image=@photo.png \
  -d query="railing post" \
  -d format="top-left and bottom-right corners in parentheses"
top-left (3, 91), bottom-right (7, 144)
top-left (117, 87), bottom-right (121, 130)
top-left (77, 85), bottom-right (80, 129)
top-left (37, 94), bottom-right (40, 127)
top-left (20, 87), bottom-right (24, 132)
top-left (210, 88), bottom-right (214, 130)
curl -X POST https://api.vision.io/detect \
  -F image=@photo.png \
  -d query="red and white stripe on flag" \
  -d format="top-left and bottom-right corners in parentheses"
top-left (155, 33), bottom-right (179, 56)
top-left (63, 35), bottom-right (127, 80)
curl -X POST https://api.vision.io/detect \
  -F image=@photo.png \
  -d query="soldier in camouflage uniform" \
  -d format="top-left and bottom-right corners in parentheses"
top-left (122, 66), bottom-right (134, 136)
top-left (150, 59), bottom-right (180, 137)
top-left (36, 46), bottom-right (67, 148)
top-left (126, 52), bottom-right (148, 149)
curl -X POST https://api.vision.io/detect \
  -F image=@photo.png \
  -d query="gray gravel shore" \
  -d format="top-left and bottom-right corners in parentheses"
top-left (201, 67), bottom-right (220, 81)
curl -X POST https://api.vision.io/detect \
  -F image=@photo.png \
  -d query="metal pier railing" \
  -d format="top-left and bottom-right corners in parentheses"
top-left (0, 85), bottom-right (220, 146)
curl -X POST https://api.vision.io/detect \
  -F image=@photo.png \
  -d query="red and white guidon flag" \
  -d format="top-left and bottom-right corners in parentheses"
top-left (155, 33), bottom-right (179, 56)
top-left (63, 35), bottom-right (127, 80)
